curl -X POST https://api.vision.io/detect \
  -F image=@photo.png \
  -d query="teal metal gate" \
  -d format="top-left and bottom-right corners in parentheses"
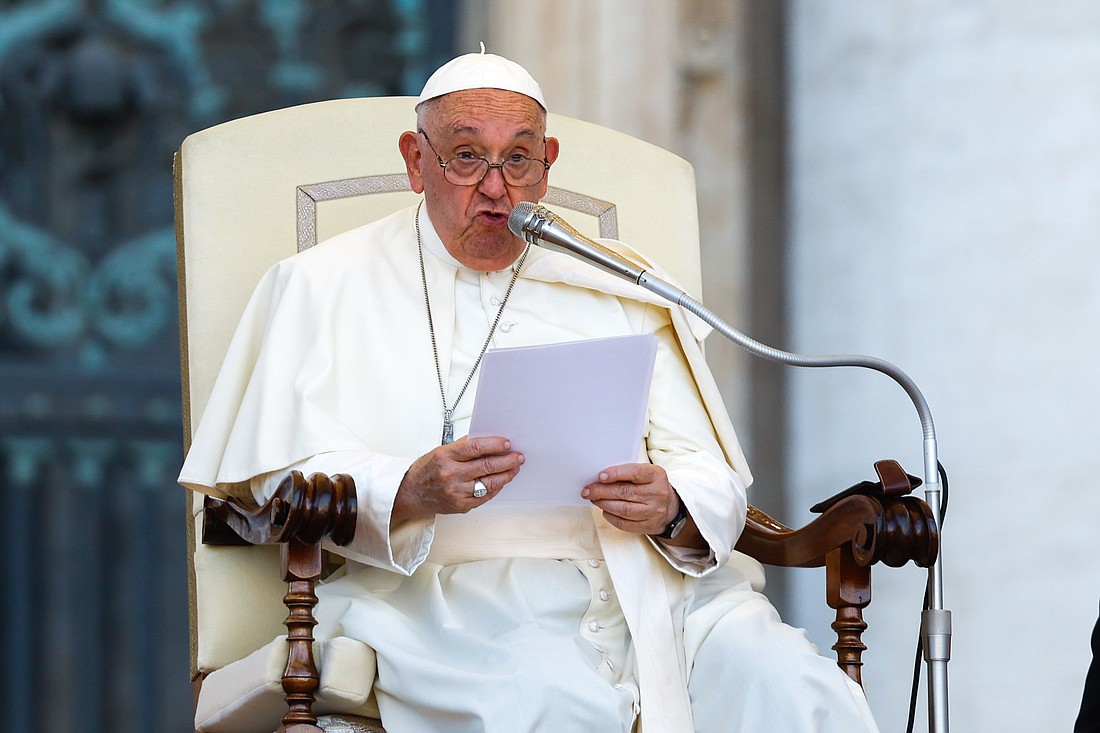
top-left (0, 1), bottom-right (454, 729)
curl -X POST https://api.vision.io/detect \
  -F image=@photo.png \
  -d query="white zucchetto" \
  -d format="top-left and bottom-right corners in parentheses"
top-left (417, 47), bottom-right (547, 111)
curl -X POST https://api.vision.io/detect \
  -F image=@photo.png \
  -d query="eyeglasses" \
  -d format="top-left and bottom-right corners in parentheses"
top-left (418, 130), bottom-right (550, 187)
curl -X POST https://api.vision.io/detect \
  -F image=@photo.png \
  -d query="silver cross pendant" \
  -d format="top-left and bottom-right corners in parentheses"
top-left (441, 408), bottom-right (455, 445)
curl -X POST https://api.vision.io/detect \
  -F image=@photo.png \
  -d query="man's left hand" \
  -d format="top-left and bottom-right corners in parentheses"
top-left (582, 463), bottom-right (702, 548)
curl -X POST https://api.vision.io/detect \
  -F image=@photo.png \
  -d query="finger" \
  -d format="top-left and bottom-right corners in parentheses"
top-left (598, 510), bottom-right (662, 535)
top-left (443, 477), bottom-right (494, 510)
top-left (468, 462), bottom-right (523, 498)
top-left (457, 454), bottom-right (526, 501)
top-left (583, 480), bottom-right (656, 503)
top-left (596, 463), bottom-right (658, 485)
top-left (583, 482), bottom-right (626, 502)
top-left (424, 443), bottom-right (522, 489)
top-left (588, 498), bottom-right (652, 521)
top-left (479, 461), bottom-right (524, 490)
top-left (470, 450), bottom-right (525, 481)
top-left (448, 435), bottom-right (513, 460)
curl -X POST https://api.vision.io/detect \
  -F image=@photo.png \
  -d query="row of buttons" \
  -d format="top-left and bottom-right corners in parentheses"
top-left (582, 559), bottom-right (615, 675)
top-left (483, 277), bottom-right (517, 333)
top-left (575, 558), bottom-right (634, 694)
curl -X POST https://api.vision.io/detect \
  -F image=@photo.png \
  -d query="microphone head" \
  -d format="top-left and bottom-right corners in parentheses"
top-left (508, 200), bottom-right (540, 239)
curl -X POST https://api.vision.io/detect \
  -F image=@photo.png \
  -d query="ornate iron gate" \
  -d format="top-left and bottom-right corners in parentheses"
top-left (0, 1), bottom-right (454, 730)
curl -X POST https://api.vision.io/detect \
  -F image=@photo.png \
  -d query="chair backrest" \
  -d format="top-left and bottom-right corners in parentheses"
top-left (176, 96), bottom-right (705, 679)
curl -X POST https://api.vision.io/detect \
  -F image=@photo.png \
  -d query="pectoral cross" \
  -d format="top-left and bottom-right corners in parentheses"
top-left (442, 408), bottom-right (455, 445)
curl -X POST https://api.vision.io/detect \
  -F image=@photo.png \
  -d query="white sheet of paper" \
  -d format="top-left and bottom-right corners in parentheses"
top-left (468, 333), bottom-right (658, 506)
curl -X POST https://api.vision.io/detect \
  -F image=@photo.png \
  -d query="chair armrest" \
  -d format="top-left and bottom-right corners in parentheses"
top-left (199, 471), bottom-right (358, 733)
top-left (202, 471), bottom-right (357, 548)
top-left (733, 459), bottom-right (940, 685)
top-left (735, 459), bottom-right (938, 570)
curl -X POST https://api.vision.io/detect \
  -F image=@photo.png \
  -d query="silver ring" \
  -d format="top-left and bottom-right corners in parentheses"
top-left (472, 480), bottom-right (488, 498)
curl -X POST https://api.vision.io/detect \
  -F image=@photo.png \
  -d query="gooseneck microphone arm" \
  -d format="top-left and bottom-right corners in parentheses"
top-left (508, 200), bottom-right (951, 733)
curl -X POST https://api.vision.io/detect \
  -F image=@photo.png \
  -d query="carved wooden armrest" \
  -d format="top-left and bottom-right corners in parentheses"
top-left (202, 471), bottom-right (357, 546)
top-left (734, 459), bottom-right (940, 684)
top-left (202, 472), bottom-right (358, 733)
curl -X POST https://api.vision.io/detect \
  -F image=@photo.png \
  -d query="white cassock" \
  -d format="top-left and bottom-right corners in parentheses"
top-left (179, 204), bottom-right (878, 733)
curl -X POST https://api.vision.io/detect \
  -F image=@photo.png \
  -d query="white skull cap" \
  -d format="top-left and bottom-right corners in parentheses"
top-left (417, 46), bottom-right (547, 110)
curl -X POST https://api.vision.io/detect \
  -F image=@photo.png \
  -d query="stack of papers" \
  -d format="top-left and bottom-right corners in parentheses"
top-left (469, 334), bottom-right (658, 506)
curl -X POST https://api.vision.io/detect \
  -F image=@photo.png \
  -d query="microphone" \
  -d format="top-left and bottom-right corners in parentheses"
top-left (508, 201), bottom-right (646, 282)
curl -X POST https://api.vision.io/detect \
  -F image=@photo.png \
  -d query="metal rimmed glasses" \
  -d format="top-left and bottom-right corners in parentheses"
top-left (418, 130), bottom-right (550, 187)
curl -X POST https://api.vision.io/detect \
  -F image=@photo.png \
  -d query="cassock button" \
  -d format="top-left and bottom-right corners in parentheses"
top-left (587, 559), bottom-right (601, 568)
top-left (588, 620), bottom-right (601, 632)
top-left (500, 321), bottom-right (516, 333)
top-left (599, 589), bottom-right (611, 602)
top-left (490, 296), bottom-right (502, 306)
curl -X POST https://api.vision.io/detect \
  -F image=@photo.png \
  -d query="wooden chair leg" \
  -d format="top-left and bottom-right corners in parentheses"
top-left (278, 537), bottom-right (324, 733)
top-left (826, 547), bottom-right (871, 686)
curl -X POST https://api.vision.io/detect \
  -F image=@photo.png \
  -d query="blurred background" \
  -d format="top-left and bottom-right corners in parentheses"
top-left (1, 1), bottom-right (1096, 731)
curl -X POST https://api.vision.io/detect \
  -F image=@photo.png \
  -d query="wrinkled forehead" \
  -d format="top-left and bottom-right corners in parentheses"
top-left (420, 89), bottom-right (547, 141)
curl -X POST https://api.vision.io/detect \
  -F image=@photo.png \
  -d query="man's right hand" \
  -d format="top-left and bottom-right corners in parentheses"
top-left (392, 436), bottom-right (524, 524)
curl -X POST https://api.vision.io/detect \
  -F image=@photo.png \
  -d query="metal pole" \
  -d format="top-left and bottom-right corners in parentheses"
top-left (638, 272), bottom-right (952, 731)
top-left (921, 439), bottom-right (951, 732)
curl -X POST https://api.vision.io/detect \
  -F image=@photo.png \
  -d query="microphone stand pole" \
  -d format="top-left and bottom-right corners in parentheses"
top-left (633, 272), bottom-right (951, 733)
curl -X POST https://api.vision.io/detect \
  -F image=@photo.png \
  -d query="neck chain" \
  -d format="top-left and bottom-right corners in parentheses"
top-left (416, 201), bottom-right (530, 445)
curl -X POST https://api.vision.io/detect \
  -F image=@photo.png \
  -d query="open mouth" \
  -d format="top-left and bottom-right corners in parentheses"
top-left (478, 210), bottom-right (509, 225)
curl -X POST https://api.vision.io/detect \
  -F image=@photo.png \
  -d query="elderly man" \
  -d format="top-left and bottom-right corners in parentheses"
top-left (180, 51), bottom-right (878, 732)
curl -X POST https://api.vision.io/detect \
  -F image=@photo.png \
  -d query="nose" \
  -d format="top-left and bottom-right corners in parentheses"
top-left (477, 163), bottom-right (508, 198)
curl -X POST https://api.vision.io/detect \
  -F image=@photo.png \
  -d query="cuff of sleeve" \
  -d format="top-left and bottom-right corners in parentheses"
top-left (337, 454), bottom-right (434, 575)
top-left (648, 536), bottom-right (716, 577)
top-left (251, 450), bottom-right (435, 575)
top-left (647, 457), bottom-right (746, 577)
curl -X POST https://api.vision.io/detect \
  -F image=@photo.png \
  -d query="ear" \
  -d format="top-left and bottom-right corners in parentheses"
top-left (536, 136), bottom-right (561, 198)
top-left (544, 136), bottom-right (560, 167)
top-left (399, 130), bottom-right (425, 194)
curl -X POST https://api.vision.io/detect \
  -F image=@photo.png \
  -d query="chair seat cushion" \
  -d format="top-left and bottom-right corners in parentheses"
top-left (195, 635), bottom-right (380, 732)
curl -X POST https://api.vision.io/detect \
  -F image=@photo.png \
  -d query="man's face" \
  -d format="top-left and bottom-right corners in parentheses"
top-left (400, 89), bottom-right (560, 271)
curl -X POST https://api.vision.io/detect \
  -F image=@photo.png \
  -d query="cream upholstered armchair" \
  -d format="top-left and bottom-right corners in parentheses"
top-left (174, 97), bottom-right (938, 733)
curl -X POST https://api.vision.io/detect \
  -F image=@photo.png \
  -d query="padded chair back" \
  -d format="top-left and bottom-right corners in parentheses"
top-left (176, 96), bottom-right (705, 680)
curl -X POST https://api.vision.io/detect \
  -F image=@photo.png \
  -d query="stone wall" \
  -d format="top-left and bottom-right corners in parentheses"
top-left (786, 1), bottom-right (1100, 729)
